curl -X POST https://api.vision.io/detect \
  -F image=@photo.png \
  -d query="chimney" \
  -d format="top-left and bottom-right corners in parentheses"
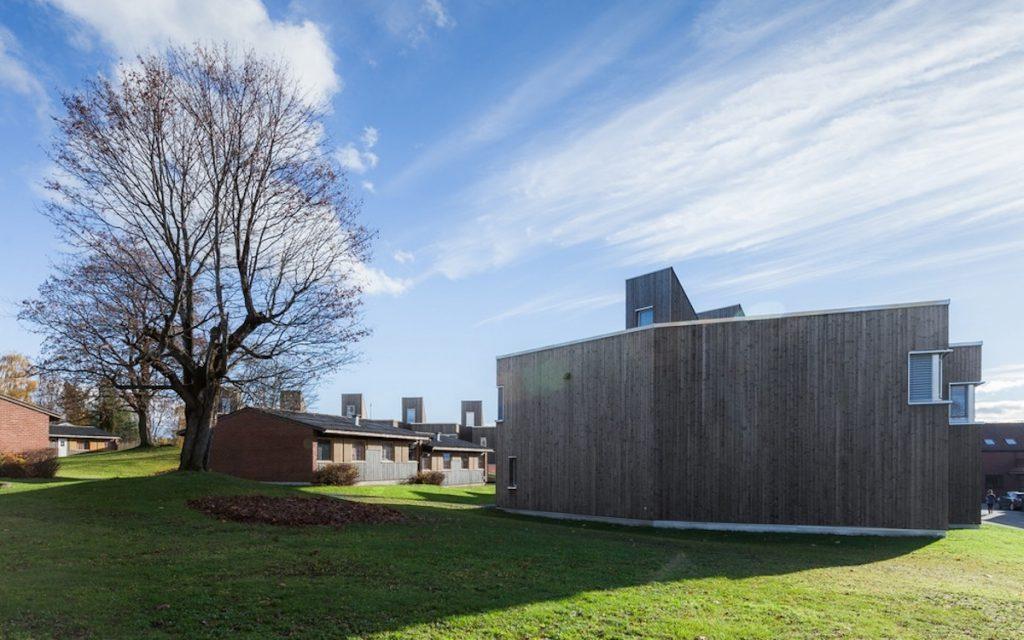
top-left (280, 390), bottom-right (305, 412)
top-left (401, 397), bottom-right (423, 424)
top-left (341, 393), bottom-right (365, 419)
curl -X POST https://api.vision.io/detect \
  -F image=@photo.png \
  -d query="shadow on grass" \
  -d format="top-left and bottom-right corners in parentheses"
top-left (0, 472), bottom-right (938, 639)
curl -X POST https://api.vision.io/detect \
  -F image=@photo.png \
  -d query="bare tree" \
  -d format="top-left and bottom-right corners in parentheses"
top-left (43, 45), bottom-right (371, 470)
top-left (21, 254), bottom-right (164, 446)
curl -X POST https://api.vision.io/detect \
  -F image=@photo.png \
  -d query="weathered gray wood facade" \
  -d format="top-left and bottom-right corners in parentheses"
top-left (945, 343), bottom-right (983, 526)
top-left (497, 300), bottom-right (976, 534)
top-left (401, 397), bottom-right (424, 424)
top-left (341, 393), bottom-right (365, 419)
top-left (461, 400), bottom-right (483, 427)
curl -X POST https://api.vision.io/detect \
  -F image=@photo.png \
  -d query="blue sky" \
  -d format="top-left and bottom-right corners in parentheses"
top-left (1, 0), bottom-right (1023, 423)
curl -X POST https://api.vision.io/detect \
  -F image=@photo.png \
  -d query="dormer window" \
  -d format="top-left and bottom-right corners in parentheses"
top-left (949, 383), bottom-right (977, 424)
top-left (1008, 438), bottom-right (1019, 446)
top-left (984, 439), bottom-right (995, 446)
top-left (635, 306), bottom-right (654, 327)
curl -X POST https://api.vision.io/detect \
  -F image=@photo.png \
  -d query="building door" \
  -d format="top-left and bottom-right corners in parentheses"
top-left (57, 438), bottom-right (68, 457)
top-left (465, 411), bottom-right (475, 426)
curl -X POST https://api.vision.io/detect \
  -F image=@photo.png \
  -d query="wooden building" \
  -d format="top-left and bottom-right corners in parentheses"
top-left (495, 267), bottom-right (983, 536)
top-left (980, 423), bottom-right (1024, 494)
top-left (49, 423), bottom-right (120, 457)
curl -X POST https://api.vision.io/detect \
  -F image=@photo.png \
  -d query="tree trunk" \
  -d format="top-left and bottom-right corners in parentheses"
top-left (136, 404), bottom-right (152, 448)
top-left (179, 397), bottom-right (216, 471)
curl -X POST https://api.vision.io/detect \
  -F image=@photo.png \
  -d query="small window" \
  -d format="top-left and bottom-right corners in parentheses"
top-left (442, 453), bottom-right (452, 470)
top-left (405, 408), bottom-right (417, 423)
top-left (460, 454), bottom-right (469, 469)
top-left (352, 442), bottom-right (366, 461)
top-left (382, 442), bottom-right (395, 462)
top-left (1007, 438), bottom-right (1019, 446)
top-left (635, 306), bottom-right (654, 327)
top-left (465, 411), bottom-right (476, 426)
top-left (984, 439), bottom-right (996, 446)
top-left (345, 404), bottom-right (356, 418)
top-left (496, 386), bottom-right (505, 422)
top-left (82, 441), bottom-right (90, 451)
top-left (480, 437), bottom-right (487, 447)
top-left (908, 352), bottom-right (942, 404)
top-left (316, 440), bottom-right (332, 461)
top-left (507, 456), bottom-right (517, 489)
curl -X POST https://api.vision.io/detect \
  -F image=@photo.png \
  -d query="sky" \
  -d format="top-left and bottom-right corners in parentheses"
top-left (0, 0), bottom-right (1022, 424)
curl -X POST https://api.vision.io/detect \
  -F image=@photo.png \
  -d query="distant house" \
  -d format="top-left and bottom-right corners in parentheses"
top-left (980, 423), bottom-right (1024, 494)
top-left (0, 394), bottom-right (61, 454)
top-left (209, 393), bottom-right (494, 485)
top-left (210, 406), bottom-right (427, 484)
top-left (49, 423), bottom-right (120, 457)
top-left (496, 267), bottom-right (983, 537)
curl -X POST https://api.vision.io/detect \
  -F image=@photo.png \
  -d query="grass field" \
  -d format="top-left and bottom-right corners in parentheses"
top-left (2, 447), bottom-right (1023, 639)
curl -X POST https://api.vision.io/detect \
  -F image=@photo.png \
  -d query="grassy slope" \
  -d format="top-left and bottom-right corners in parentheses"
top-left (0, 448), bottom-right (1022, 639)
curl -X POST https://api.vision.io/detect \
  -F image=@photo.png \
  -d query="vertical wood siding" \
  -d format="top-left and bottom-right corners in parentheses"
top-left (945, 344), bottom-right (983, 525)
top-left (498, 304), bottom-right (952, 531)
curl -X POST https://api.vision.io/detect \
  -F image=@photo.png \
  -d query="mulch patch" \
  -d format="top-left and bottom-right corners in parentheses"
top-left (187, 494), bottom-right (404, 528)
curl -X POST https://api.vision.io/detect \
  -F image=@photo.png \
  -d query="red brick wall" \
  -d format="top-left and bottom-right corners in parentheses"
top-left (209, 409), bottom-right (315, 482)
top-left (0, 398), bottom-right (51, 454)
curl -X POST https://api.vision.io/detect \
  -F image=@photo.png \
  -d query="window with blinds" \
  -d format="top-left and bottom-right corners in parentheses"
top-left (908, 352), bottom-right (941, 404)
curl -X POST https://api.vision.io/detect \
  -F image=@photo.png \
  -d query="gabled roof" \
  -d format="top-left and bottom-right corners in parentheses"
top-left (256, 408), bottom-right (429, 441)
top-left (0, 393), bottom-right (62, 419)
top-left (49, 423), bottom-right (119, 440)
top-left (420, 434), bottom-right (493, 452)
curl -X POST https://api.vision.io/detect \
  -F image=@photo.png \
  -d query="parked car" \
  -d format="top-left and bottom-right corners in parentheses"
top-left (996, 491), bottom-right (1024, 510)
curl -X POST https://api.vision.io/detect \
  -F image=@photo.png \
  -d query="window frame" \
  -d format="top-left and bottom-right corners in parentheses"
top-left (984, 438), bottom-right (996, 446)
top-left (382, 442), bottom-right (395, 463)
top-left (352, 441), bottom-right (366, 462)
top-left (635, 305), bottom-right (655, 327)
top-left (907, 350), bottom-right (952, 406)
top-left (479, 436), bottom-right (487, 447)
top-left (316, 439), bottom-right (333, 462)
top-left (442, 452), bottom-right (452, 470)
top-left (1007, 438), bottom-right (1019, 446)
top-left (948, 381), bottom-right (983, 424)
top-left (496, 386), bottom-right (505, 422)
top-left (507, 456), bottom-right (517, 490)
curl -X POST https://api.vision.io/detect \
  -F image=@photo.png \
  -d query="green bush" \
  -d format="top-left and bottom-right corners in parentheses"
top-left (0, 449), bottom-right (60, 479)
top-left (312, 463), bottom-right (359, 486)
top-left (406, 470), bottom-right (445, 485)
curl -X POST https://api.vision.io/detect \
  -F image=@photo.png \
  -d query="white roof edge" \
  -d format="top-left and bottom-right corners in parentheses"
top-left (950, 341), bottom-right (983, 347)
top-left (497, 299), bottom-right (951, 360)
top-left (320, 429), bottom-right (427, 441)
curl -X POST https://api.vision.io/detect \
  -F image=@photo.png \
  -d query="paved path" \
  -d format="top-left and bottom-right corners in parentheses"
top-left (982, 509), bottom-right (1024, 530)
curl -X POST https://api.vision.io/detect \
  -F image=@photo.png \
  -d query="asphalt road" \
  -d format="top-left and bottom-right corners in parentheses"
top-left (982, 509), bottom-right (1024, 530)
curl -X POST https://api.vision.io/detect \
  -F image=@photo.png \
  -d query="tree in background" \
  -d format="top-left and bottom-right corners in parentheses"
top-left (32, 375), bottom-right (64, 413)
top-left (43, 46), bottom-right (371, 470)
top-left (60, 381), bottom-right (91, 424)
top-left (91, 381), bottom-right (137, 441)
top-left (0, 353), bottom-right (38, 402)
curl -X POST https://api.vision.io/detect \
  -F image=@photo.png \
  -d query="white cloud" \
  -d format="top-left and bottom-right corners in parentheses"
top-left (0, 26), bottom-right (47, 114)
top-left (337, 124), bottom-right (380, 176)
top-left (976, 400), bottom-right (1024, 422)
top-left (46, 0), bottom-right (340, 105)
top-left (423, 0), bottom-right (454, 29)
top-left (336, 143), bottom-right (379, 174)
top-left (361, 180), bottom-right (376, 193)
top-left (351, 263), bottom-right (411, 296)
top-left (361, 126), bottom-right (379, 149)
top-left (393, 250), bottom-right (415, 264)
top-left (979, 364), bottom-right (1024, 396)
top-left (476, 292), bottom-right (621, 327)
top-left (429, 1), bottom-right (1024, 284)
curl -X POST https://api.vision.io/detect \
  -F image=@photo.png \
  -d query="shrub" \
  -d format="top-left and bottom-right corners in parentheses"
top-left (406, 470), bottom-right (445, 485)
top-left (313, 463), bottom-right (360, 486)
top-left (0, 449), bottom-right (60, 479)
top-left (486, 473), bottom-right (496, 484)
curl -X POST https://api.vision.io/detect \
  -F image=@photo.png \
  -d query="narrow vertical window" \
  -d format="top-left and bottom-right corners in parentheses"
top-left (496, 386), bottom-right (505, 422)
top-left (635, 306), bottom-right (654, 327)
top-left (405, 407), bottom-right (416, 423)
top-left (908, 352), bottom-right (943, 404)
top-left (353, 442), bottom-right (365, 461)
top-left (443, 453), bottom-right (452, 470)
top-left (382, 442), bottom-right (395, 462)
top-left (480, 437), bottom-right (487, 447)
top-left (316, 440), bottom-right (332, 461)
top-left (507, 456), bottom-right (517, 489)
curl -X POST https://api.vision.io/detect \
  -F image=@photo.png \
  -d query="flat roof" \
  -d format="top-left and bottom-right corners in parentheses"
top-left (497, 299), bottom-right (950, 360)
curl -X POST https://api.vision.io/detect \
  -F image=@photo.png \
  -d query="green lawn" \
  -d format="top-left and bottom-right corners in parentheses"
top-left (1, 448), bottom-right (1022, 639)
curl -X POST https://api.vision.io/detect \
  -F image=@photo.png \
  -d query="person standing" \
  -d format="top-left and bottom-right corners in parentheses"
top-left (985, 489), bottom-right (997, 515)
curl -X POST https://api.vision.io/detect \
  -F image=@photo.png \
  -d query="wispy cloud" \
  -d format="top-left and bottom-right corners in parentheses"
top-left (422, 0), bottom-right (454, 30)
top-left (476, 292), bottom-right (621, 327)
top-left (337, 125), bottom-right (380, 183)
top-left (976, 400), bottom-right (1024, 422)
top-left (0, 25), bottom-right (48, 116)
top-left (380, 0), bottom-right (455, 47)
top-left (46, 0), bottom-right (340, 104)
top-left (428, 0), bottom-right (1024, 287)
top-left (979, 364), bottom-right (1024, 396)
top-left (351, 263), bottom-right (411, 296)
top-left (393, 250), bottom-right (415, 264)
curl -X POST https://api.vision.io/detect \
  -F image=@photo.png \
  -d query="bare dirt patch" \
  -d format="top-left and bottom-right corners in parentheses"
top-left (187, 494), bottom-right (404, 528)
